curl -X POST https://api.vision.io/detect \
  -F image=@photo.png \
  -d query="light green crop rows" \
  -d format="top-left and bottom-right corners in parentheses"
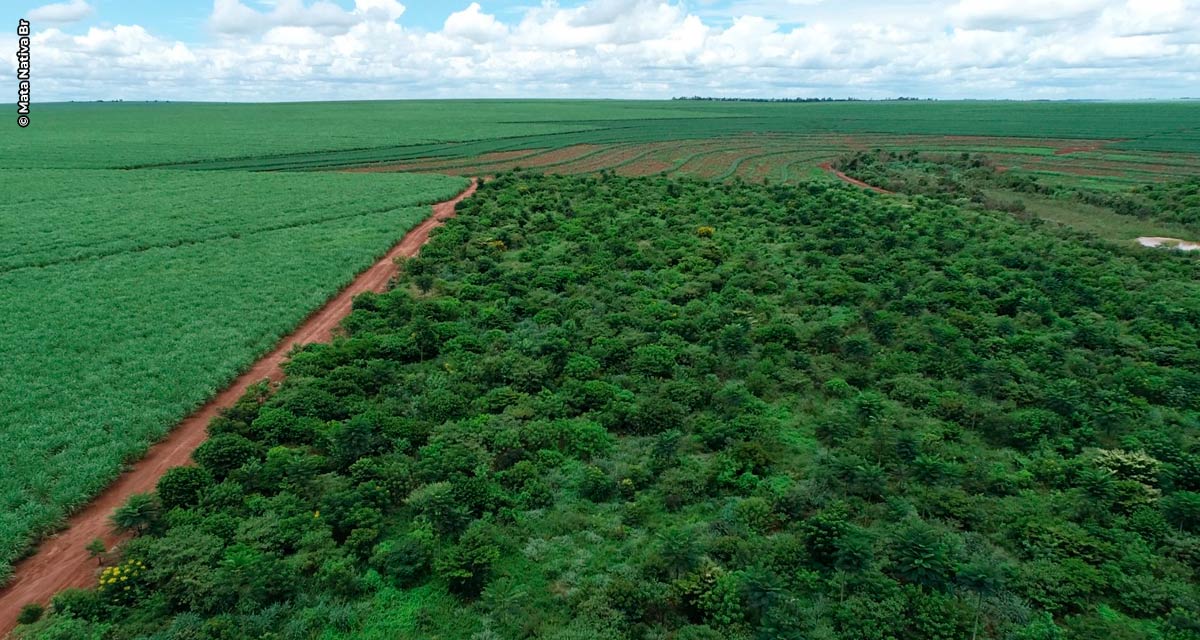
top-left (0, 170), bottom-right (467, 575)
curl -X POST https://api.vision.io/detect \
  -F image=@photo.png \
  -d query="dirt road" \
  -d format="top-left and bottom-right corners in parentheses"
top-left (1053, 139), bottom-right (1125, 155)
top-left (821, 162), bottom-right (893, 194)
top-left (0, 179), bottom-right (478, 637)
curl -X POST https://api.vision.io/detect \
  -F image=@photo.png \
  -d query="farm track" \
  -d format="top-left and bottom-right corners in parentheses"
top-left (0, 180), bottom-right (479, 639)
top-left (821, 162), bottom-right (894, 194)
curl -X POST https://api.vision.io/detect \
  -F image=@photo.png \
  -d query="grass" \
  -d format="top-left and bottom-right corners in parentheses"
top-left (982, 188), bottom-right (1197, 244)
top-left (324, 584), bottom-right (483, 639)
top-left (0, 170), bottom-right (467, 575)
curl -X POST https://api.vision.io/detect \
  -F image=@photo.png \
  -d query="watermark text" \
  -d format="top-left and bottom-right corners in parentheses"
top-left (17, 19), bottom-right (30, 128)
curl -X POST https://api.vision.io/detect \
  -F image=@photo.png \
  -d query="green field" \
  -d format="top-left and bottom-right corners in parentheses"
top-left (0, 170), bottom-right (466, 576)
top-left (6, 101), bottom-right (1199, 174)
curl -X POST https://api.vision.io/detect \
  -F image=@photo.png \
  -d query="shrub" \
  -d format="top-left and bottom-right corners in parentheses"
top-left (193, 433), bottom-right (260, 479)
top-left (156, 466), bottom-right (213, 510)
top-left (579, 465), bottom-right (615, 502)
top-left (371, 534), bottom-right (432, 587)
top-left (110, 493), bottom-right (161, 535)
top-left (17, 602), bottom-right (44, 625)
top-left (51, 588), bottom-right (106, 621)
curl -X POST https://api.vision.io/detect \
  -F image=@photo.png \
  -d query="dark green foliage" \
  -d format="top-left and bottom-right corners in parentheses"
top-left (156, 466), bottom-right (213, 511)
top-left (193, 434), bottom-right (260, 480)
top-left (1163, 491), bottom-right (1200, 532)
top-left (17, 603), bottom-right (44, 625)
top-left (889, 519), bottom-right (956, 589)
top-left (32, 173), bottom-right (1200, 640)
top-left (109, 493), bottom-right (161, 535)
top-left (434, 522), bottom-right (500, 598)
top-left (50, 588), bottom-right (106, 621)
top-left (370, 533), bottom-right (433, 587)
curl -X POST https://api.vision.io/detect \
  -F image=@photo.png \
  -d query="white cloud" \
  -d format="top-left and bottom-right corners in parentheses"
top-left (262, 26), bottom-right (328, 47)
top-left (354, 0), bottom-right (407, 22)
top-left (15, 0), bottom-right (1200, 101)
top-left (1099, 0), bottom-right (1196, 37)
top-left (444, 3), bottom-right (507, 44)
top-left (947, 0), bottom-right (1108, 30)
top-left (210, 0), bottom-right (405, 36)
top-left (26, 0), bottom-right (94, 24)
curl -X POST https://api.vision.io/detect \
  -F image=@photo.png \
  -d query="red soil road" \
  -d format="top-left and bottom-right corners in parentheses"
top-left (820, 162), bottom-right (893, 194)
top-left (0, 179), bottom-right (479, 638)
top-left (1053, 139), bottom-right (1127, 155)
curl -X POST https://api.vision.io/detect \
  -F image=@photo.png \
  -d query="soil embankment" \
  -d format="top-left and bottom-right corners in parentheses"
top-left (0, 180), bottom-right (478, 637)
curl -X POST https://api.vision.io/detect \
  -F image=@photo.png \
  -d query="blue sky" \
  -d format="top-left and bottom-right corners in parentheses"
top-left (5, 0), bottom-right (1200, 101)
top-left (10, 0), bottom-right (543, 39)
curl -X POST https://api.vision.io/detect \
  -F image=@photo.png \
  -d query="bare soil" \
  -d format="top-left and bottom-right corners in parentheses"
top-left (1053, 140), bottom-right (1126, 155)
top-left (0, 180), bottom-right (478, 638)
top-left (1137, 236), bottom-right (1200, 251)
top-left (820, 162), bottom-right (893, 194)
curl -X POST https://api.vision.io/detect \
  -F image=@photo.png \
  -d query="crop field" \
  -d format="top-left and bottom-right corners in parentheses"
top-left (7, 102), bottom-right (1195, 203)
top-left (344, 131), bottom-right (1200, 190)
top-left (9, 101), bottom-right (1200, 180)
top-left (0, 170), bottom-right (466, 576)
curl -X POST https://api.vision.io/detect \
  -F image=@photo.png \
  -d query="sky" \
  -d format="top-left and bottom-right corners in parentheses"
top-left (4, 0), bottom-right (1199, 102)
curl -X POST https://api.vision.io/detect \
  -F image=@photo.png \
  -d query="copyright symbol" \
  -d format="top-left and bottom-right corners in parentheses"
top-left (17, 116), bottom-right (29, 128)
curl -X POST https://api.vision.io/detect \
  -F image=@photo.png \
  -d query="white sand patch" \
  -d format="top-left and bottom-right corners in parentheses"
top-left (1136, 237), bottom-right (1200, 252)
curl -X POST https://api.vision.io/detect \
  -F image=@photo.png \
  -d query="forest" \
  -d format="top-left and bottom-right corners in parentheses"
top-left (14, 172), bottom-right (1200, 640)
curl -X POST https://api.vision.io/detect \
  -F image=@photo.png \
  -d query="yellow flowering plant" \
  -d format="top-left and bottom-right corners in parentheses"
top-left (97, 558), bottom-right (147, 605)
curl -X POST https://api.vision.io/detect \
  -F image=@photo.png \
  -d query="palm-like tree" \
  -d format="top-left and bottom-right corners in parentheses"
top-left (110, 493), bottom-right (161, 535)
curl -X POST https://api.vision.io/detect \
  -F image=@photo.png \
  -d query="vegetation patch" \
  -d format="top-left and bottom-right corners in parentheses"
top-left (21, 172), bottom-right (1200, 640)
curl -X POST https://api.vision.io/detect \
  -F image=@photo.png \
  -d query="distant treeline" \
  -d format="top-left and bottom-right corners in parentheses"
top-left (672, 96), bottom-right (933, 102)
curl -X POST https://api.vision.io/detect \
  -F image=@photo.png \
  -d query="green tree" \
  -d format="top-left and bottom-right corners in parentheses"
top-left (193, 433), bottom-right (260, 479)
top-left (435, 522), bottom-right (500, 598)
top-left (156, 466), bottom-right (213, 510)
top-left (370, 533), bottom-right (432, 588)
top-left (957, 559), bottom-right (1006, 640)
top-left (110, 493), bottom-right (161, 535)
top-left (406, 481), bottom-right (469, 535)
top-left (85, 538), bottom-right (107, 566)
top-left (889, 519), bottom-right (954, 589)
top-left (1162, 491), bottom-right (1200, 532)
top-left (654, 527), bottom-right (700, 579)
